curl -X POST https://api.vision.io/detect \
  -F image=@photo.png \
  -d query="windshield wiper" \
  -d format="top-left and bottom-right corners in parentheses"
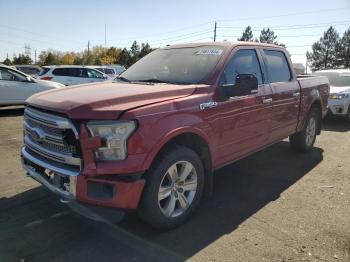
top-left (135, 78), bottom-right (187, 84)
top-left (115, 76), bottom-right (131, 82)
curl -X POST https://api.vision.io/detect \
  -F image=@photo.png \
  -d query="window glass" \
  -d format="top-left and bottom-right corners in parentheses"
top-left (0, 68), bottom-right (27, 81)
top-left (39, 68), bottom-right (50, 76)
top-left (120, 46), bottom-right (226, 84)
top-left (52, 68), bottom-right (88, 77)
top-left (222, 49), bottom-right (263, 85)
top-left (87, 69), bottom-right (104, 78)
top-left (264, 50), bottom-right (291, 83)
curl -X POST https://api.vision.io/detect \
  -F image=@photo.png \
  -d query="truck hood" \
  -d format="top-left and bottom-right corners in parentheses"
top-left (26, 81), bottom-right (197, 119)
top-left (330, 85), bottom-right (350, 94)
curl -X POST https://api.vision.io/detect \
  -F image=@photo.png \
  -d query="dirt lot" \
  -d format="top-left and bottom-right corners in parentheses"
top-left (0, 106), bottom-right (349, 262)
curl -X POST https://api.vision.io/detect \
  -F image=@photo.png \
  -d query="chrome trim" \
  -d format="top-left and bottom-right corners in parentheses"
top-left (21, 156), bottom-right (74, 200)
top-left (293, 92), bottom-right (301, 97)
top-left (24, 121), bottom-right (65, 146)
top-left (25, 136), bottom-right (81, 166)
top-left (21, 146), bottom-right (79, 177)
top-left (262, 98), bottom-right (273, 104)
top-left (25, 107), bottom-right (78, 138)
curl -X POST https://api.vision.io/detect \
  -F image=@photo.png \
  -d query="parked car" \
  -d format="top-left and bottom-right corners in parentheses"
top-left (21, 42), bottom-right (329, 229)
top-left (14, 65), bottom-right (42, 78)
top-left (109, 64), bottom-right (126, 75)
top-left (0, 64), bottom-right (64, 106)
top-left (313, 69), bottom-right (350, 122)
top-left (38, 65), bottom-right (111, 86)
top-left (91, 66), bottom-right (117, 78)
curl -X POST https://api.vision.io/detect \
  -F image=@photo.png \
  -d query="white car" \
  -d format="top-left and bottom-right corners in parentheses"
top-left (38, 65), bottom-right (111, 86)
top-left (0, 64), bottom-right (64, 106)
top-left (313, 69), bottom-right (350, 122)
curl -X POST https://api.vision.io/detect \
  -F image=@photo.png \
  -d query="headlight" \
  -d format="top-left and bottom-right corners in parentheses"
top-left (87, 121), bottom-right (136, 161)
top-left (329, 93), bottom-right (350, 100)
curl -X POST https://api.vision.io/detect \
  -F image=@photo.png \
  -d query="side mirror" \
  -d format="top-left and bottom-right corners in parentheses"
top-left (221, 74), bottom-right (258, 98)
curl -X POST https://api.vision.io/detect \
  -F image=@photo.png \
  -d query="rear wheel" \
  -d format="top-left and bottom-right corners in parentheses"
top-left (138, 145), bottom-right (204, 229)
top-left (290, 107), bottom-right (320, 152)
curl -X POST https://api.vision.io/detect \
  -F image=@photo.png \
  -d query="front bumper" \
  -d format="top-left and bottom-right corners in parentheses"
top-left (328, 98), bottom-right (350, 116)
top-left (21, 146), bottom-right (146, 211)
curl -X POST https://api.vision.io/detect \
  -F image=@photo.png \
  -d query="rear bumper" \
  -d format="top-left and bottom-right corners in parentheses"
top-left (21, 146), bottom-right (146, 211)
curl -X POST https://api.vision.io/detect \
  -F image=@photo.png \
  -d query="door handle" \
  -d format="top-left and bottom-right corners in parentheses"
top-left (262, 98), bottom-right (273, 104)
top-left (293, 92), bottom-right (300, 97)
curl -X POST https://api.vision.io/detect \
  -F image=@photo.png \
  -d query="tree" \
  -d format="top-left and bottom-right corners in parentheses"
top-left (12, 54), bottom-right (32, 64)
top-left (238, 26), bottom-right (254, 42)
top-left (44, 52), bottom-right (59, 65)
top-left (2, 58), bottom-right (12, 65)
top-left (118, 48), bottom-right (130, 67)
top-left (62, 53), bottom-right (75, 65)
top-left (140, 43), bottom-right (152, 58)
top-left (99, 54), bottom-right (115, 65)
top-left (337, 27), bottom-right (350, 68)
top-left (259, 28), bottom-right (278, 44)
top-left (307, 26), bottom-right (340, 70)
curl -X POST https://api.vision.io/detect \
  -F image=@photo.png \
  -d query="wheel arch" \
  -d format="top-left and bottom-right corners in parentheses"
top-left (144, 130), bottom-right (214, 197)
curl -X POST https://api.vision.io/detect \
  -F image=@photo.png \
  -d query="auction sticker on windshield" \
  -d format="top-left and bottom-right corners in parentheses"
top-left (196, 48), bottom-right (223, 56)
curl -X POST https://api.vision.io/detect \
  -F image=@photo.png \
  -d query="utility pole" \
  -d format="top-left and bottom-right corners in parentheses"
top-left (104, 24), bottom-right (107, 47)
top-left (213, 21), bottom-right (217, 42)
top-left (34, 49), bottom-right (37, 64)
top-left (87, 41), bottom-right (90, 57)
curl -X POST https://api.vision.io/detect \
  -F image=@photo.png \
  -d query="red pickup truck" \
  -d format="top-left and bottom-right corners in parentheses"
top-left (21, 42), bottom-right (329, 229)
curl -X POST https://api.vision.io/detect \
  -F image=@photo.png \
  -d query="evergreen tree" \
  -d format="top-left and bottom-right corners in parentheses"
top-left (2, 58), bottom-right (11, 65)
top-left (337, 27), bottom-right (350, 68)
top-left (118, 48), bottom-right (130, 67)
top-left (259, 28), bottom-right (277, 44)
top-left (140, 43), bottom-right (152, 58)
top-left (306, 26), bottom-right (339, 70)
top-left (12, 54), bottom-right (32, 64)
top-left (238, 26), bottom-right (254, 42)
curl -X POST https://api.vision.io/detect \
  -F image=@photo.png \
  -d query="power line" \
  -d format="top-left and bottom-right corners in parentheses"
top-left (216, 6), bottom-right (350, 22)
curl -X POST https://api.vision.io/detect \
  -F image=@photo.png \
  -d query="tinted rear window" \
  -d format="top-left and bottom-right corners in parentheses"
top-left (264, 50), bottom-right (291, 83)
top-left (52, 68), bottom-right (87, 77)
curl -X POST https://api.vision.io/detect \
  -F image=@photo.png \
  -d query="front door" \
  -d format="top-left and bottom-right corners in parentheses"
top-left (211, 48), bottom-right (274, 167)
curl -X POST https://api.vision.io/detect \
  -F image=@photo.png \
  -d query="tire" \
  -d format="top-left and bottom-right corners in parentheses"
top-left (289, 107), bottom-right (320, 152)
top-left (138, 145), bottom-right (204, 229)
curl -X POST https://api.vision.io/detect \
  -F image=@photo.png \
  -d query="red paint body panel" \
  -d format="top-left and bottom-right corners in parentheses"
top-left (25, 42), bottom-right (330, 210)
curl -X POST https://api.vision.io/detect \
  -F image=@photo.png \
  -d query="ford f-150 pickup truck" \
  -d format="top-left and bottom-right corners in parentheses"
top-left (21, 42), bottom-right (329, 229)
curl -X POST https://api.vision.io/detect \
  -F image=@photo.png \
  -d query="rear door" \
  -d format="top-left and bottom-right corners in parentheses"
top-left (261, 49), bottom-right (300, 142)
top-left (213, 47), bottom-right (274, 165)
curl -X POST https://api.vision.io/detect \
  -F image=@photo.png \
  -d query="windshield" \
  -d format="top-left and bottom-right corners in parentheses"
top-left (119, 46), bottom-right (226, 84)
top-left (313, 72), bottom-right (350, 87)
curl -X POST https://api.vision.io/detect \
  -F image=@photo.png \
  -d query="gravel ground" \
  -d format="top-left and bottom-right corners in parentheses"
top-left (0, 106), bottom-right (349, 262)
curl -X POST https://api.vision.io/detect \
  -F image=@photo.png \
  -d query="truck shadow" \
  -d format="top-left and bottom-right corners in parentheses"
top-left (322, 118), bottom-right (350, 132)
top-left (0, 106), bottom-right (24, 117)
top-left (118, 141), bottom-right (324, 258)
top-left (0, 141), bottom-right (323, 261)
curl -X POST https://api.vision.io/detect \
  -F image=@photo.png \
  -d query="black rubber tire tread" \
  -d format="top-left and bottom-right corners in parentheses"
top-left (290, 107), bottom-right (320, 152)
top-left (137, 144), bottom-right (204, 230)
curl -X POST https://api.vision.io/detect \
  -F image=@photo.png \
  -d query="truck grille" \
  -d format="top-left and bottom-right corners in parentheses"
top-left (23, 107), bottom-right (81, 175)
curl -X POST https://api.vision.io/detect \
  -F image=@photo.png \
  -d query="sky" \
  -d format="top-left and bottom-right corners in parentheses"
top-left (0, 0), bottom-right (349, 67)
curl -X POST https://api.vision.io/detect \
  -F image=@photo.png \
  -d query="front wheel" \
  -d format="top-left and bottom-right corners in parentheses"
top-left (289, 107), bottom-right (320, 152)
top-left (138, 145), bottom-right (204, 229)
